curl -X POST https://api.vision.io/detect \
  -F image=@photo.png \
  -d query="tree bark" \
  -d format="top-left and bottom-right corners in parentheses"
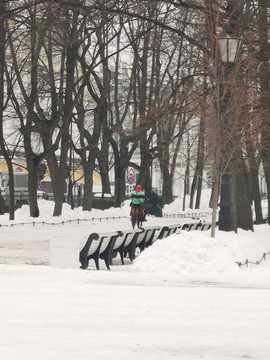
top-left (246, 140), bottom-right (263, 224)
top-left (235, 159), bottom-right (254, 231)
top-left (258, 0), bottom-right (270, 222)
top-left (0, 2), bottom-right (15, 219)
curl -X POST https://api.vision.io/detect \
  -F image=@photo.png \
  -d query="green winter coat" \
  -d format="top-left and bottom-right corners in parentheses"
top-left (131, 190), bottom-right (145, 205)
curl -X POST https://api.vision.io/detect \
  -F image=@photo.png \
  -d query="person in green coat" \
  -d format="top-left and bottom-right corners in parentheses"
top-left (130, 184), bottom-right (147, 221)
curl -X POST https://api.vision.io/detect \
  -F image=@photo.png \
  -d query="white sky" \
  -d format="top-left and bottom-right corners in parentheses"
top-left (0, 193), bottom-right (270, 359)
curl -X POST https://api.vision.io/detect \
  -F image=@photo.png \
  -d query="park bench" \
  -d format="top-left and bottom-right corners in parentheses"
top-left (79, 231), bottom-right (122, 270)
top-left (201, 223), bottom-right (211, 231)
top-left (195, 222), bottom-right (202, 230)
top-left (134, 225), bottom-right (160, 254)
top-left (182, 222), bottom-right (212, 231)
top-left (111, 228), bottom-right (144, 265)
top-left (157, 224), bottom-right (181, 239)
top-left (189, 224), bottom-right (196, 231)
top-left (182, 223), bottom-right (192, 231)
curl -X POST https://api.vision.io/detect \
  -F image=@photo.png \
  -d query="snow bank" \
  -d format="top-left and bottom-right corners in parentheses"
top-left (133, 225), bottom-right (270, 284)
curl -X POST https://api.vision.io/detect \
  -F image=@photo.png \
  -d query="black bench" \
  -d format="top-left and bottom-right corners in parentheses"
top-left (79, 224), bottom-right (182, 270)
top-left (79, 231), bottom-right (122, 270)
top-left (182, 222), bottom-right (212, 231)
top-left (111, 228), bottom-right (144, 264)
top-left (182, 223), bottom-right (192, 231)
top-left (157, 224), bottom-right (181, 239)
top-left (182, 223), bottom-right (199, 231)
top-left (201, 223), bottom-right (211, 231)
top-left (134, 225), bottom-right (160, 254)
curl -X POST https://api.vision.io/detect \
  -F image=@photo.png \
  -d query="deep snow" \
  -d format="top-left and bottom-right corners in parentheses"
top-left (1, 194), bottom-right (270, 359)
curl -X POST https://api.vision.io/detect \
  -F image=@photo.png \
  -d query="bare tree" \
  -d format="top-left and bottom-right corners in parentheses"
top-left (258, 0), bottom-right (270, 222)
top-left (0, 0), bottom-right (15, 218)
top-left (204, 0), bottom-right (256, 233)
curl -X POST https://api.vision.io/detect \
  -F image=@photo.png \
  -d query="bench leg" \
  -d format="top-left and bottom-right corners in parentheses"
top-left (92, 255), bottom-right (100, 270)
top-left (104, 258), bottom-right (111, 270)
top-left (120, 252), bottom-right (125, 265)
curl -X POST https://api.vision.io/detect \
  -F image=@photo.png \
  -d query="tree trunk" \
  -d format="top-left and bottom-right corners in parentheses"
top-left (235, 168), bottom-right (254, 231)
top-left (52, 10), bottom-right (78, 216)
top-left (251, 168), bottom-right (264, 224)
top-left (161, 172), bottom-right (173, 205)
top-left (0, 0), bottom-right (15, 220)
top-left (190, 109), bottom-right (205, 210)
top-left (97, 148), bottom-right (111, 195)
top-left (189, 175), bottom-right (196, 210)
top-left (82, 165), bottom-right (94, 211)
top-left (246, 143), bottom-right (263, 224)
top-left (210, 147), bottom-right (221, 238)
top-left (114, 167), bottom-right (126, 208)
top-left (26, 158), bottom-right (39, 218)
top-left (53, 137), bottom-right (69, 216)
top-left (195, 138), bottom-right (205, 210)
top-left (258, 0), bottom-right (270, 222)
top-left (6, 161), bottom-right (15, 219)
top-left (137, 153), bottom-right (152, 196)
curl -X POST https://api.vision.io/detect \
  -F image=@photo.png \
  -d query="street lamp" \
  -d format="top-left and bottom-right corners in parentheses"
top-left (218, 36), bottom-right (242, 64)
top-left (217, 32), bottom-right (242, 232)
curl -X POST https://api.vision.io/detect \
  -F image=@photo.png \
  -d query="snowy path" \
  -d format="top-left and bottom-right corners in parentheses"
top-left (0, 264), bottom-right (270, 360)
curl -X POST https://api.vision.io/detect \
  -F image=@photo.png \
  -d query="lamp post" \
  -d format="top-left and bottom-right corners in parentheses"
top-left (218, 32), bottom-right (242, 232)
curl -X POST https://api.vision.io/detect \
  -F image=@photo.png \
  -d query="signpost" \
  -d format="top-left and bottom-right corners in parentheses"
top-left (127, 168), bottom-right (135, 185)
top-left (127, 176), bottom-right (134, 184)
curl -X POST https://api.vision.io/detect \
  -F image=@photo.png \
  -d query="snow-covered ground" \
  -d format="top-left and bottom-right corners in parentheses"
top-left (1, 194), bottom-right (270, 359)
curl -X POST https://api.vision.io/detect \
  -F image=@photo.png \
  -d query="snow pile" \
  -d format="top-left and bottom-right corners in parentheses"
top-left (133, 231), bottom-right (238, 275)
top-left (133, 225), bottom-right (270, 284)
